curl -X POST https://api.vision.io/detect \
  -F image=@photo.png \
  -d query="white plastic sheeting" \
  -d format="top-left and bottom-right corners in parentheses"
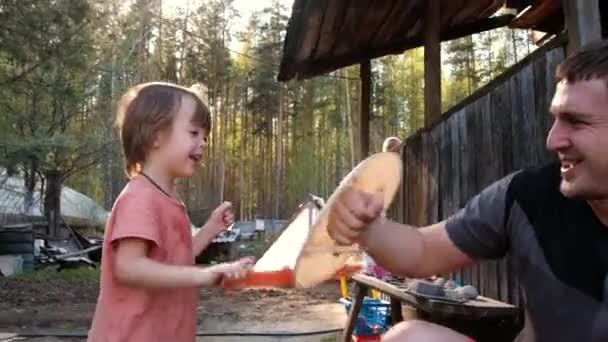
top-left (0, 169), bottom-right (108, 226)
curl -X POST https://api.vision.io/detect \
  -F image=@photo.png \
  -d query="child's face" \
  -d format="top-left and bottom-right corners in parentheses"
top-left (156, 94), bottom-right (208, 178)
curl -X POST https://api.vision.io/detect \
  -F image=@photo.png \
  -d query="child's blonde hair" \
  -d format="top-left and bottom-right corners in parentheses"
top-left (115, 82), bottom-right (211, 178)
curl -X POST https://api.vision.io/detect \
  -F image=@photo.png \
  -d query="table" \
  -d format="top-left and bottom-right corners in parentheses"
top-left (342, 274), bottom-right (519, 342)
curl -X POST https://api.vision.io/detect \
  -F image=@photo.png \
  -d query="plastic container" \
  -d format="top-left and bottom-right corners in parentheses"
top-left (339, 297), bottom-right (391, 336)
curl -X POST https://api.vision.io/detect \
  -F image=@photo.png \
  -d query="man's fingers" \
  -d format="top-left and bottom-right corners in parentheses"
top-left (334, 200), bottom-right (366, 230)
top-left (364, 192), bottom-right (384, 220)
top-left (332, 220), bottom-right (359, 246)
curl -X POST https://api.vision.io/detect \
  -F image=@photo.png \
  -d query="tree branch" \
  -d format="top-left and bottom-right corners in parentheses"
top-left (0, 20), bottom-right (91, 86)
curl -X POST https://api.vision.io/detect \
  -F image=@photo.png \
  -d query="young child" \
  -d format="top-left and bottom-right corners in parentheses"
top-left (88, 82), bottom-right (252, 342)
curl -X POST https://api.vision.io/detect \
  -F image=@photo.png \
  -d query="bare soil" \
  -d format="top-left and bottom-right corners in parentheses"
top-left (0, 270), bottom-right (346, 341)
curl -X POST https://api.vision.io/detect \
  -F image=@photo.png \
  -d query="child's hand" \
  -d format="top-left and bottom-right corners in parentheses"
top-left (213, 257), bottom-right (255, 282)
top-left (205, 201), bottom-right (235, 236)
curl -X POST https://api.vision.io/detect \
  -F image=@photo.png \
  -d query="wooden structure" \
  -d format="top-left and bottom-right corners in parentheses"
top-left (278, 0), bottom-right (605, 316)
top-left (278, 0), bottom-right (604, 158)
top-left (396, 37), bottom-right (565, 307)
top-left (344, 275), bottom-right (520, 341)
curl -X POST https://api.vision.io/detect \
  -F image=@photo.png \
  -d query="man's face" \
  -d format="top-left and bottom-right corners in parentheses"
top-left (547, 79), bottom-right (608, 199)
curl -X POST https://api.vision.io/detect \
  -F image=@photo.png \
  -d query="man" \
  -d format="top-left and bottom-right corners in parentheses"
top-left (327, 42), bottom-right (608, 342)
top-left (362, 136), bottom-right (404, 279)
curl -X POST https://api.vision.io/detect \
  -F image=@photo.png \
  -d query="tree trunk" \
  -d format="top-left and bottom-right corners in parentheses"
top-left (23, 160), bottom-right (37, 215)
top-left (44, 170), bottom-right (62, 238)
top-left (274, 86), bottom-right (283, 219)
top-left (344, 69), bottom-right (356, 169)
top-left (239, 86), bottom-right (247, 220)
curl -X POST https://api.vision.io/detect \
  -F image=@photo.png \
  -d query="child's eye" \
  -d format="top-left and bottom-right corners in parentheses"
top-left (190, 131), bottom-right (198, 136)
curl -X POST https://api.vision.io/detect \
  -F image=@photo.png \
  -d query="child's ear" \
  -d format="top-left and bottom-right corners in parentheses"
top-left (152, 129), bottom-right (167, 149)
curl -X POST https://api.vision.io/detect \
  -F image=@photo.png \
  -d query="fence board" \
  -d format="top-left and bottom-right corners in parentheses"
top-left (394, 40), bottom-right (566, 306)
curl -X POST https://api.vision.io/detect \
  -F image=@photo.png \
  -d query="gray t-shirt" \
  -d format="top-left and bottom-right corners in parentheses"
top-left (446, 163), bottom-right (608, 342)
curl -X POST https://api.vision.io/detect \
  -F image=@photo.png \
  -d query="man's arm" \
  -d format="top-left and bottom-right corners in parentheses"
top-left (361, 219), bottom-right (473, 278)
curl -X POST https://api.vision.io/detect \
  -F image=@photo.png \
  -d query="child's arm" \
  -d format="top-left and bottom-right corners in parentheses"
top-left (114, 238), bottom-right (250, 288)
top-left (192, 201), bottom-right (234, 258)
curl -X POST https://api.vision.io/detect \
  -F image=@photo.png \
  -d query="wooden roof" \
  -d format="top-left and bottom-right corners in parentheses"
top-left (277, 0), bottom-right (565, 82)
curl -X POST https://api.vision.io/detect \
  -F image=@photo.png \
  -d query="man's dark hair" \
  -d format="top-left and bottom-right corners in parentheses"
top-left (556, 40), bottom-right (608, 84)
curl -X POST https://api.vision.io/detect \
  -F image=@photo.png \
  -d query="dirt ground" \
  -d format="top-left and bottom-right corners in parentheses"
top-left (0, 270), bottom-right (347, 341)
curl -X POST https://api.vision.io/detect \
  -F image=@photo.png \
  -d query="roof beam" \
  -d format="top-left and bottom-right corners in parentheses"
top-left (561, 0), bottom-right (602, 52)
top-left (424, 0), bottom-right (441, 127)
top-left (279, 14), bottom-right (514, 82)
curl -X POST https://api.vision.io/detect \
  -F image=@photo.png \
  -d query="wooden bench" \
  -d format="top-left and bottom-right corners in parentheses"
top-left (343, 274), bottom-right (521, 342)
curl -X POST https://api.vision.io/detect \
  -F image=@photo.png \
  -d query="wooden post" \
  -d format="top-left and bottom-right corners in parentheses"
top-left (360, 60), bottom-right (371, 160)
top-left (342, 282), bottom-right (368, 342)
top-left (424, 0), bottom-right (441, 127)
top-left (562, 0), bottom-right (602, 53)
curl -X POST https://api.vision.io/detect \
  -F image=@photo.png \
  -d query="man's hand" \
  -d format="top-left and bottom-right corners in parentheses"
top-left (326, 186), bottom-right (384, 246)
top-left (205, 201), bottom-right (235, 236)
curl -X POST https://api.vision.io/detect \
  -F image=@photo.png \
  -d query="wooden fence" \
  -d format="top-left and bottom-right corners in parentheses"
top-left (392, 37), bottom-right (566, 307)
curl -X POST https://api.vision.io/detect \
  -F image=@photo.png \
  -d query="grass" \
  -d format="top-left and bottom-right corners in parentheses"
top-left (12, 267), bottom-right (100, 281)
top-left (237, 237), bottom-right (273, 259)
top-left (319, 334), bottom-right (339, 342)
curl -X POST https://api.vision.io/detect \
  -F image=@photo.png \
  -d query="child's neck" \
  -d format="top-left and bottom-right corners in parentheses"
top-left (141, 163), bottom-right (176, 197)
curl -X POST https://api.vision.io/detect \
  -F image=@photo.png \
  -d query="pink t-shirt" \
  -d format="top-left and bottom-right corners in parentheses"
top-left (88, 176), bottom-right (198, 342)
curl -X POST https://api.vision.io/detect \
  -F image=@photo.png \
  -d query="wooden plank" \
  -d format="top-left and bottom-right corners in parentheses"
top-left (456, 106), bottom-right (471, 286)
top-left (283, 14), bottom-right (514, 81)
top-left (490, 82), bottom-right (513, 304)
top-left (413, 135), bottom-right (424, 226)
top-left (332, 1), bottom-right (371, 56)
top-left (428, 128), bottom-right (440, 225)
top-left (424, 0), bottom-right (441, 127)
top-left (438, 121), bottom-right (450, 222)
top-left (354, 0), bottom-right (397, 48)
top-left (520, 63), bottom-right (538, 166)
top-left (359, 60), bottom-right (371, 160)
top-left (471, 100), bottom-right (483, 291)
top-left (390, 297), bottom-right (404, 324)
top-left (420, 132), bottom-right (431, 226)
top-left (533, 51), bottom-right (552, 164)
top-left (496, 78), bottom-right (514, 176)
top-left (450, 114), bottom-right (460, 217)
top-left (561, 0), bottom-right (602, 52)
top-left (401, 143), bottom-right (408, 223)
top-left (353, 275), bottom-right (518, 318)
top-left (448, 113), bottom-right (463, 283)
top-left (403, 141), bottom-right (413, 224)
top-left (373, 1), bottom-right (419, 46)
top-left (293, 0), bottom-right (327, 61)
top-left (312, 0), bottom-right (346, 60)
top-left (510, 68), bottom-right (524, 170)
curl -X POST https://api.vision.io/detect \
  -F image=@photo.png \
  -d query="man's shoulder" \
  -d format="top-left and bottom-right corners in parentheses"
top-left (507, 163), bottom-right (562, 204)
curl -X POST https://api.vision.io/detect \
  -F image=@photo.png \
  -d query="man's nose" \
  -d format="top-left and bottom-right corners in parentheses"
top-left (546, 119), bottom-right (571, 152)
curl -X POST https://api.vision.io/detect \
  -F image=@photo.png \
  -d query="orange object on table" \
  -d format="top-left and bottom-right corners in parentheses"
top-left (335, 264), bottom-right (363, 280)
top-left (222, 268), bottom-right (295, 289)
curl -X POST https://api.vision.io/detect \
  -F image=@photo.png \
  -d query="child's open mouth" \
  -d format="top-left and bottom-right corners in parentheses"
top-left (189, 154), bottom-right (202, 163)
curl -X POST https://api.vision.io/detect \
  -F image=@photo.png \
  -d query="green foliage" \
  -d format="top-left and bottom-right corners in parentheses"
top-left (0, 1), bottom-right (537, 223)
